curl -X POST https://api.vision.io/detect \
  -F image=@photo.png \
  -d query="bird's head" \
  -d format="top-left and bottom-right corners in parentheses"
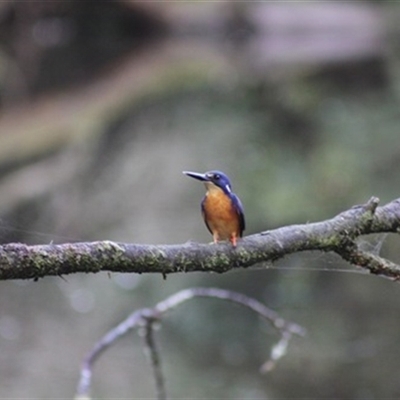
top-left (183, 170), bottom-right (232, 195)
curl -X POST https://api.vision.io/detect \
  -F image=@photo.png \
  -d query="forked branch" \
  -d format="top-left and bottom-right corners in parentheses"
top-left (74, 287), bottom-right (306, 399)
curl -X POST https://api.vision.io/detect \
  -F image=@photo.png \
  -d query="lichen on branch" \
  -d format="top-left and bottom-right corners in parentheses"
top-left (1, 196), bottom-right (400, 281)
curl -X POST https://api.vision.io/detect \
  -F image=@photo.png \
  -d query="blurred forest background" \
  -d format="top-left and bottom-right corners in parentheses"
top-left (1, 1), bottom-right (400, 398)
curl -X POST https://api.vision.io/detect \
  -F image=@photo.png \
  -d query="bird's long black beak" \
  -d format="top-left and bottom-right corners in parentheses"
top-left (182, 171), bottom-right (209, 181)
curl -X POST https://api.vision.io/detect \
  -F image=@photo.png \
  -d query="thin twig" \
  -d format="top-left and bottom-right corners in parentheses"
top-left (154, 287), bottom-right (305, 336)
top-left (142, 317), bottom-right (166, 400)
top-left (75, 287), bottom-right (304, 399)
top-left (76, 309), bottom-right (147, 398)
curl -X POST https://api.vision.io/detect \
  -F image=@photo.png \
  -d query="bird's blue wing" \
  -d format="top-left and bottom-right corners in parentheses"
top-left (231, 193), bottom-right (245, 236)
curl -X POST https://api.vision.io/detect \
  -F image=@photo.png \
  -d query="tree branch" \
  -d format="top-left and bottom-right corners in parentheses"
top-left (1, 196), bottom-right (400, 281)
top-left (142, 316), bottom-right (166, 400)
top-left (75, 288), bottom-right (305, 399)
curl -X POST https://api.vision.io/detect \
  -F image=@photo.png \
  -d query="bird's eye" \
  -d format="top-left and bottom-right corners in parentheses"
top-left (213, 174), bottom-right (220, 180)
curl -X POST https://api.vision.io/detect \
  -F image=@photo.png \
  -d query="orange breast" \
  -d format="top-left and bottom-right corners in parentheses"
top-left (203, 189), bottom-right (240, 241)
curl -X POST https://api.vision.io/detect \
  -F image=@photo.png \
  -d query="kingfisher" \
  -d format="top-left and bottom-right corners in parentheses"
top-left (183, 170), bottom-right (245, 247)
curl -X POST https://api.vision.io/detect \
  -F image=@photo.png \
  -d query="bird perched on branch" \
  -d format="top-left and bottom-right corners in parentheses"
top-left (183, 170), bottom-right (245, 247)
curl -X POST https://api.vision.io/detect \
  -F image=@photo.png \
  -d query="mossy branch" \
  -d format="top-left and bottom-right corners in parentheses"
top-left (1, 196), bottom-right (400, 281)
